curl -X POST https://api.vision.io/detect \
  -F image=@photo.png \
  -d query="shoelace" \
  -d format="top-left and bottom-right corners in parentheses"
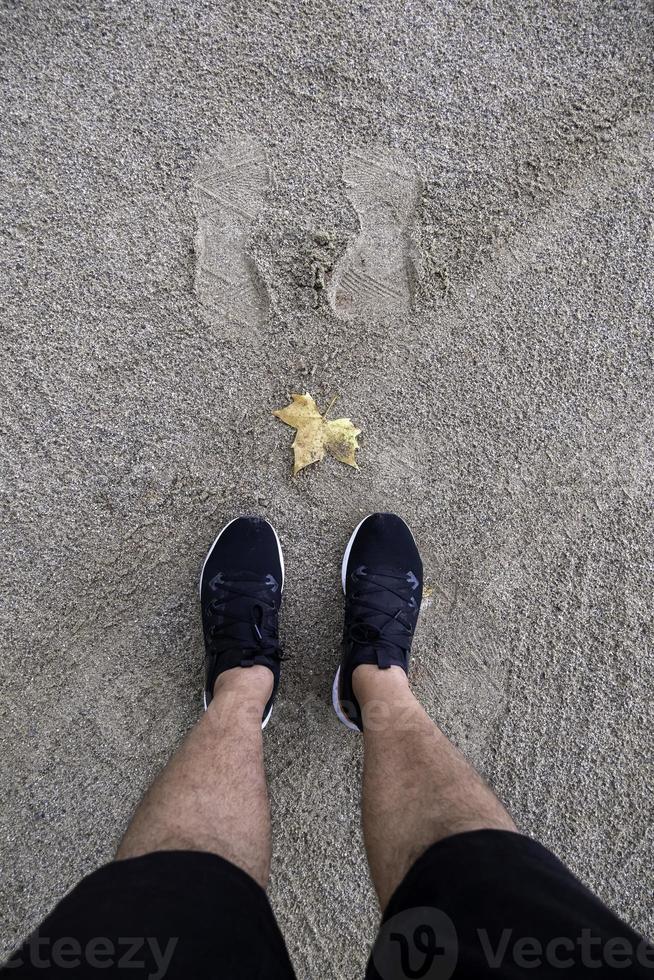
top-left (206, 572), bottom-right (285, 662)
top-left (347, 567), bottom-right (418, 664)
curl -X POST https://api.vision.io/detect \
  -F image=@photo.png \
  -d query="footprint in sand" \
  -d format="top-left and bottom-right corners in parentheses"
top-left (328, 147), bottom-right (422, 319)
top-left (190, 137), bottom-right (270, 329)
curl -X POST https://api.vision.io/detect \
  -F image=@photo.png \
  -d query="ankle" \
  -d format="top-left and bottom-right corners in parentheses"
top-left (352, 664), bottom-right (410, 704)
top-left (352, 665), bottom-right (424, 734)
top-left (213, 665), bottom-right (273, 704)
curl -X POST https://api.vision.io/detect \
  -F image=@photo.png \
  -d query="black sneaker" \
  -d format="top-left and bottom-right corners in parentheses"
top-left (200, 516), bottom-right (285, 728)
top-left (332, 513), bottom-right (423, 732)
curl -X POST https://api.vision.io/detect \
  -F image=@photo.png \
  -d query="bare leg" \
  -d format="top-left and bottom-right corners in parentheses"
top-left (116, 665), bottom-right (273, 889)
top-left (354, 664), bottom-right (516, 910)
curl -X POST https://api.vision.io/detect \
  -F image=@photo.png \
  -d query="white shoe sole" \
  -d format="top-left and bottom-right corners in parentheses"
top-left (332, 514), bottom-right (375, 732)
top-left (201, 516), bottom-right (285, 730)
top-left (331, 665), bottom-right (363, 732)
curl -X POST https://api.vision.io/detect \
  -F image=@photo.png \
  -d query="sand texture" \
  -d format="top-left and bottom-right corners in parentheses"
top-left (1, 0), bottom-right (653, 973)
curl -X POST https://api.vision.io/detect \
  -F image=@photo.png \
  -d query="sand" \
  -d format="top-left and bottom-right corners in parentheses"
top-left (1, 0), bottom-right (653, 973)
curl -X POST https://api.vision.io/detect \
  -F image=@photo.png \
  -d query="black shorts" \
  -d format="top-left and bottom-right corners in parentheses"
top-left (3, 830), bottom-right (651, 978)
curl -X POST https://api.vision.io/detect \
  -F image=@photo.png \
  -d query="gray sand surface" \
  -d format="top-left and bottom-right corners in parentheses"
top-left (1, 0), bottom-right (653, 973)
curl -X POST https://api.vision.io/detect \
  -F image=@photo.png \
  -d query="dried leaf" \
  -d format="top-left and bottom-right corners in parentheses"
top-left (273, 393), bottom-right (361, 475)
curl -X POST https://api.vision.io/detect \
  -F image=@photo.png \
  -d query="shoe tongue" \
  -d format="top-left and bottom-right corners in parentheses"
top-left (350, 621), bottom-right (383, 644)
top-left (349, 621), bottom-right (408, 668)
top-left (211, 613), bottom-right (265, 654)
top-left (350, 644), bottom-right (404, 670)
top-left (352, 607), bottom-right (411, 641)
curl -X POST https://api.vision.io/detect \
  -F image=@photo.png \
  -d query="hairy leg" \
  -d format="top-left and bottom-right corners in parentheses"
top-left (355, 664), bottom-right (516, 910)
top-left (116, 666), bottom-right (273, 888)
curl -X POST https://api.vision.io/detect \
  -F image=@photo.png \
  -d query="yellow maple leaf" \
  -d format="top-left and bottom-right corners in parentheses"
top-left (273, 393), bottom-right (361, 476)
